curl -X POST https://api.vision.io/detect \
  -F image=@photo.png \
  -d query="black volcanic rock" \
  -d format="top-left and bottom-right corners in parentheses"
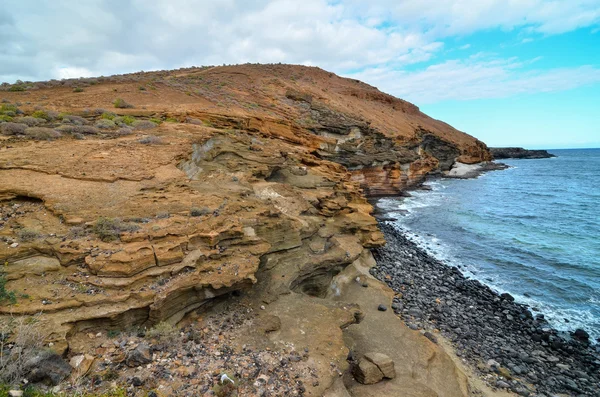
top-left (490, 147), bottom-right (556, 159)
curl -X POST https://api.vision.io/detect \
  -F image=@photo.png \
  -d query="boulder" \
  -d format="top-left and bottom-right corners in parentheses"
top-left (25, 351), bottom-right (72, 385)
top-left (363, 352), bottom-right (396, 379)
top-left (125, 343), bottom-right (152, 367)
top-left (353, 357), bottom-right (384, 385)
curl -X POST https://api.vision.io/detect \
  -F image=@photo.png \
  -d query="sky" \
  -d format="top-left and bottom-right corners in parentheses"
top-left (1, 0), bottom-right (599, 148)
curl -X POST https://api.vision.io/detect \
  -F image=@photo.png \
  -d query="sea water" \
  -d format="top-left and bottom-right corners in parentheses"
top-left (377, 148), bottom-right (600, 339)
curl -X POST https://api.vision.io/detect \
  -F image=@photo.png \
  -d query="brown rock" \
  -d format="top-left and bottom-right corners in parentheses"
top-left (353, 357), bottom-right (384, 385)
top-left (363, 352), bottom-right (396, 379)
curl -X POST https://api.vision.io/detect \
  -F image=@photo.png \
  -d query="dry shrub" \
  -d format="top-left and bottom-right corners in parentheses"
top-left (24, 127), bottom-right (61, 140)
top-left (61, 115), bottom-right (88, 125)
top-left (56, 125), bottom-right (99, 135)
top-left (0, 122), bottom-right (27, 136)
top-left (113, 98), bottom-right (134, 109)
top-left (17, 116), bottom-right (44, 127)
top-left (95, 119), bottom-right (117, 129)
top-left (0, 315), bottom-right (46, 384)
top-left (146, 322), bottom-right (178, 344)
top-left (93, 217), bottom-right (140, 242)
top-left (138, 135), bottom-right (162, 145)
top-left (115, 127), bottom-right (133, 136)
top-left (132, 120), bottom-right (157, 130)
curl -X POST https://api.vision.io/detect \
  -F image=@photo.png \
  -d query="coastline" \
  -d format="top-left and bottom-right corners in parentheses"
top-left (370, 222), bottom-right (600, 396)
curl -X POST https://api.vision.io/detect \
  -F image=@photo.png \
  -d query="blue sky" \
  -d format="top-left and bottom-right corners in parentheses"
top-left (1, 0), bottom-right (599, 148)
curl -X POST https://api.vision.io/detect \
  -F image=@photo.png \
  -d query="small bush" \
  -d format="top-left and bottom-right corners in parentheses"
top-left (132, 120), bottom-right (157, 130)
top-left (0, 122), bottom-right (27, 135)
top-left (8, 85), bottom-right (25, 92)
top-left (31, 110), bottom-right (51, 121)
top-left (17, 116), bottom-right (44, 127)
top-left (72, 87), bottom-right (84, 93)
top-left (0, 115), bottom-right (13, 122)
top-left (149, 118), bottom-right (163, 124)
top-left (95, 119), bottom-right (116, 129)
top-left (56, 125), bottom-right (99, 135)
top-left (17, 228), bottom-right (42, 241)
top-left (93, 217), bottom-right (140, 242)
top-left (113, 115), bottom-right (136, 126)
top-left (138, 135), bottom-right (162, 145)
top-left (113, 98), bottom-right (134, 109)
top-left (0, 103), bottom-right (17, 113)
top-left (115, 127), bottom-right (133, 135)
top-left (0, 273), bottom-right (16, 305)
top-left (190, 207), bottom-right (210, 217)
top-left (0, 315), bottom-right (46, 384)
top-left (101, 112), bottom-right (116, 120)
top-left (146, 322), bottom-right (177, 344)
top-left (61, 114), bottom-right (88, 125)
top-left (24, 127), bottom-right (61, 140)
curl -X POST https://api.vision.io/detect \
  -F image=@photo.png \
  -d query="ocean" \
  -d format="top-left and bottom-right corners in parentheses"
top-left (377, 148), bottom-right (600, 340)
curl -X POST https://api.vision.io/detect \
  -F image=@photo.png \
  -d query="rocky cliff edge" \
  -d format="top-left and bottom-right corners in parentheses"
top-left (0, 64), bottom-right (492, 396)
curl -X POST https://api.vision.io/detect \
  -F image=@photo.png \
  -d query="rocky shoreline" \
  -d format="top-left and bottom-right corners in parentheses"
top-left (371, 222), bottom-right (600, 396)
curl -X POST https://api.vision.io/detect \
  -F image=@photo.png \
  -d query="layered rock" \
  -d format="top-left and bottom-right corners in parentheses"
top-left (0, 64), bottom-right (489, 395)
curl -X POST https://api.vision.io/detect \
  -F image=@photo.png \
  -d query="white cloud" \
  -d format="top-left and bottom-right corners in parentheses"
top-left (54, 66), bottom-right (95, 80)
top-left (0, 0), bottom-right (598, 103)
top-left (349, 58), bottom-right (600, 104)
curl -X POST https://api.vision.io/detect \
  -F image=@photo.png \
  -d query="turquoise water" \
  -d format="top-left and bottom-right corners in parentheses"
top-left (377, 149), bottom-right (600, 339)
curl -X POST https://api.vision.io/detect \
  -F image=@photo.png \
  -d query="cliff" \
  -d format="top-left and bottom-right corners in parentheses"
top-left (491, 147), bottom-right (556, 159)
top-left (0, 64), bottom-right (491, 396)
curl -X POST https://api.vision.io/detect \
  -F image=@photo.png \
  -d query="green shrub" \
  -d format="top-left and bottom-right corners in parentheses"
top-left (165, 117), bottom-right (178, 123)
top-left (0, 115), bottom-right (13, 122)
top-left (114, 115), bottom-right (136, 126)
top-left (73, 87), bottom-right (84, 93)
top-left (101, 112), bottom-right (116, 120)
top-left (113, 98), bottom-right (134, 109)
top-left (31, 110), bottom-right (51, 121)
top-left (0, 104), bottom-right (17, 114)
top-left (8, 85), bottom-right (25, 92)
top-left (0, 273), bottom-right (16, 304)
top-left (149, 118), bottom-right (163, 124)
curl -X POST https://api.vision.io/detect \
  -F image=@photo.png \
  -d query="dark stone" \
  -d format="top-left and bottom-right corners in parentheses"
top-left (131, 377), bottom-right (143, 387)
top-left (377, 304), bottom-right (387, 312)
top-left (126, 343), bottom-right (152, 367)
top-left (25, 351), bottom-right (72, 385)
top-left (423, 332), bottom-right (438, 344)
top-left (500, 293), bottom-right (515, 302)
top-left (573, 329), bottom-right (590, 342)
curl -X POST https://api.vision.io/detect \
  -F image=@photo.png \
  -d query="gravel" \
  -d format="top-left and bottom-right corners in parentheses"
top-left (371, 222), bottom-right (600, 396)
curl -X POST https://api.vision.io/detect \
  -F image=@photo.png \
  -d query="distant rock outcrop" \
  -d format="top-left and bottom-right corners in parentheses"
top-left (491, 147), bottom-right (556, 159)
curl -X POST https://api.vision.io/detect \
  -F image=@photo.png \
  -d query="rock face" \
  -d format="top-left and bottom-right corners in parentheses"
top-left (0, 64), bottom-right (488, 395)
top-left (490, 147), bottom-right (555, 159)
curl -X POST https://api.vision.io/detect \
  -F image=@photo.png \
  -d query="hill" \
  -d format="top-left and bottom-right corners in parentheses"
top-left (0, 64), bottom-right (490, 396)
